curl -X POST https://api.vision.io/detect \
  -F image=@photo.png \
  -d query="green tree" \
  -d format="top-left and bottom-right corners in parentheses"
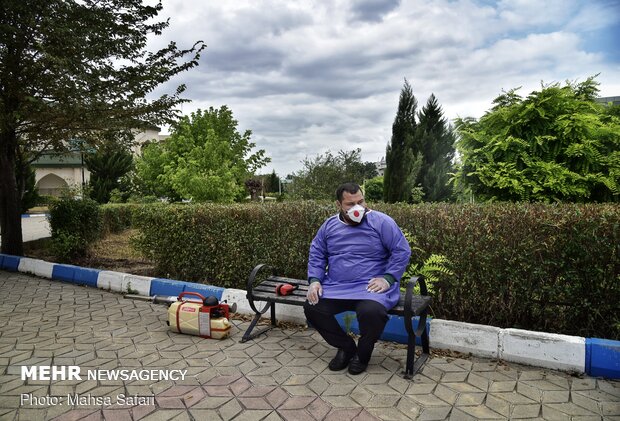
top-left (454, 77), bottom-right (620, 202)
top-left (265, 170), bottom-right (281, 193)
top-left (135, 106), bottom-right (270, 202)
top-left (384, 79), bottom-right (421, 203)
top-left (416, 94), bottom-right (455, 202)
top-left (364, 176), bottom-right (383, 202)
top-left (291, 148), bottom-right (375, 199)
top-left (19, 164), bottom-right (40, 213)
top-left (85, 143), bottom-right (133, 203)
top-left (0, 0), bottom-right (204, 255)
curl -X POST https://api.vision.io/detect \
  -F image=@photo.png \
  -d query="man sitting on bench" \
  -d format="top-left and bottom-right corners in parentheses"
top-left (304, 182), bottom-right (411, 375)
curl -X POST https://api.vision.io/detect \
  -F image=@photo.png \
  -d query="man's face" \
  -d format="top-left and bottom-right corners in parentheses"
top-left (337, 190), bottom-right (366, 223)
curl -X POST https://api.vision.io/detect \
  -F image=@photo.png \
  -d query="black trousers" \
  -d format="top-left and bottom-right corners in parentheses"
top-left (303, 298), bottom-right (388, 364)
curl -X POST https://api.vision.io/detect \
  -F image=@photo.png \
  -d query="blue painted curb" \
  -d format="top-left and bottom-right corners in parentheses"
top-left (182, 282), bottom-right (225, 300)
top-left (20, 261), bottom-right (99, 287)
top-left (586, 338), bottom-right (620, 378)
top-left (150, 278), bottom-right (186, 297)
top-left (335, 312), bottom-right (431, 346)
top-left (52, 264), bottom-right (77, 283)
top-left (0, 254), bottom-right (20, 271)
top-left (73, 267), bottom-right (101, 288)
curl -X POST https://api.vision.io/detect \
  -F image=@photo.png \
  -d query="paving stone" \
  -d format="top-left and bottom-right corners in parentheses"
top-left (405, 382), bottom-right (436, 395)
top-left (408, 393), bottom-right (453, 407)
top-left (603, 401), bottom-right (620, 416)
top-left (488, 381), bottom-right (516, 392)
top-left (139, 410), bottom-right (184, 421)
top-left (277, 409), bottom-right (315, 421)
top-left (456, 405), bottom-right (505, 419)
top-left (322, 396), bottom-right (361, 408)
top-left (346, 385), bottom-right (371, 407)
top-left (543, 403), bottom-right (600, 419)
top-left (261, 411), bottom-right (283, 421)
top-left (541, 390), bottom-right (569, 403)
top-left (307, 396), bottom-right (331, 420)
top-left (365, 394), bottom-right (400, 408)
top-left (367, 407), bottom-right (412, 421)
top-left (510, 404), bottom-right (541, 419)
top-left (599, 380), bottom-right (620, 398)
top-left (307, 376), bottom-right (329, 395)
top-left (14, 408), bottom-right (47, 421)
top-left (321, 383), bottom-right (356, 397)
top-left (281, 385), bottom-right (315, 396)
top-left (324, 408), bottom-right (363, 420)
top-left (516, 381), bottom-right (542, 402)
top-left (278, 396), bottom-right (316, 410)
top-left (455, 392), bottom-right (486, 406)
top-left (418, 405), bottom-right (452, 420)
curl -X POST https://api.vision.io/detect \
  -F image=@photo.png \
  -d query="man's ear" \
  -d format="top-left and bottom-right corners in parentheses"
top-left (336, 200), bottom-right (342, 210)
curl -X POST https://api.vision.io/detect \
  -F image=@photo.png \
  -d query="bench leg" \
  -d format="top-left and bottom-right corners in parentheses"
top-left (402, 315), bottom-right (430, 379)
top-left (240, 302), bottom-right (277, 343)
top-left (403, 335), bottom-right (416, 379)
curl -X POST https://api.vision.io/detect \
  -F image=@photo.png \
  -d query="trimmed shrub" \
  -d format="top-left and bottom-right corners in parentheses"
top-left (100, 203), bottom-right (139, 235)
top-left (48, 197), bottom-right (101, 261)
top-left (132, 202), bottom-right (620, 339)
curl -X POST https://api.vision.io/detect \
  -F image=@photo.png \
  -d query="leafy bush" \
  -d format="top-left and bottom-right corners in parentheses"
top-left (100, 204), bottom-right (139, 235)
top-left (132, 202), bottom-right (620, 339)
top-left (48, 197), bottom-right (101, 261)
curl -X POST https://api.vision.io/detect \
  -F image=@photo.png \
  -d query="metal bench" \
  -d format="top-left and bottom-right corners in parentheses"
top-left (242, 264), bottom-right (432, 378)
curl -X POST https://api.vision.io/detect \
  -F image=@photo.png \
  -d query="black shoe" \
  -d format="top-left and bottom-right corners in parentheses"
top-left (328, 349), bottom-right (355, 371)
top-left (348, 355), bottom-right (368, 375)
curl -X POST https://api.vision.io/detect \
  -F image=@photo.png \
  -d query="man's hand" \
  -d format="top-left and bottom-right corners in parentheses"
top-left (307, 282), bottom-right (323, 305)
top-left (367, 277), bottom-right (390, 293)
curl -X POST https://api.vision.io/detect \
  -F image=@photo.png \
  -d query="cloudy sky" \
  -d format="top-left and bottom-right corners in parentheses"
top-left (149, 0), bottom-right (620, 177)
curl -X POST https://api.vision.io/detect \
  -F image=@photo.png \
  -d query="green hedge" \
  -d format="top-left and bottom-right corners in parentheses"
top-left (48, 197), bottom-right (101, 261)
top-left (131, 202), bottom-right (620, 339)
top-left (100, 203), bottom-right (140, 234)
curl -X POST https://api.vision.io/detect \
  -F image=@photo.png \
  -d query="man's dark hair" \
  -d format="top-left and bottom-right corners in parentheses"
top-left (336, 183), bottom-right (361, 202)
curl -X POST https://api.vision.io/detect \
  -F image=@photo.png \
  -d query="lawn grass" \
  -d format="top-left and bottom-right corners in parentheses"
top-left (25, 229), bottom-right (157, 276)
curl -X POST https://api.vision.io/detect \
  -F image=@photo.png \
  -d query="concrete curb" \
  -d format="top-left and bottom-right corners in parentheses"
top-left (21, 213), bottom-right (48, 218)
top-left (2, 252), bottom-right (618, 378)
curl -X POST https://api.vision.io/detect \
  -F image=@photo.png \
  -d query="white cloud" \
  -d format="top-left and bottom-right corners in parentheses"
top-left (149, 0), bottom-right (619, 176)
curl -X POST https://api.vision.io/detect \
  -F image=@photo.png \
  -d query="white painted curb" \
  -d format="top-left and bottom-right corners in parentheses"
top-left (223, 288), bottom-right (306, 325)
top-left (500, 328), bottom-right (585, 372)
top-left (97, 271), bottom-right (126, 292)
top-left (122, 274), bottom-right (153, 296)
top-left (430, 319), bottom-right (500, 358)
top-left (17, 257), bottom-right (54, 279)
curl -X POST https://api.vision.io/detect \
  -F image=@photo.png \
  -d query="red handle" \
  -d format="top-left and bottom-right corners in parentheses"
top-left (178, 291), bottom-right (206, 302)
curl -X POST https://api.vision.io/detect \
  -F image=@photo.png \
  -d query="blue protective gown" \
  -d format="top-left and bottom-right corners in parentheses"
top-left (307, 210), bottom-right (411, 310)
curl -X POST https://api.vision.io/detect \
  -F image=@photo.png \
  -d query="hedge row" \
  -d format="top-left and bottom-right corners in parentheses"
top-left (127, 202), bottom-right (619, 339)
top-left (100, 203), bottom-right (140, 235)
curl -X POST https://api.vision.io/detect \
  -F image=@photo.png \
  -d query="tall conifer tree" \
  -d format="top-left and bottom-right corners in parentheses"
top-left (384, 79), bottom-right (419, 202)
top-left (416, 94), bottom-right (455, 201)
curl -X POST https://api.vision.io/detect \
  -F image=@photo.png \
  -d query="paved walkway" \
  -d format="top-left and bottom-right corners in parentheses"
top-left (0, 271), bottom-right (618, 421)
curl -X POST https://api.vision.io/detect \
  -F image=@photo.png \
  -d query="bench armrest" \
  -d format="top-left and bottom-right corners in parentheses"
top-left (247, 263), bottom-right (276, 314)
top-left (404, 275), bottom-right (428, 338)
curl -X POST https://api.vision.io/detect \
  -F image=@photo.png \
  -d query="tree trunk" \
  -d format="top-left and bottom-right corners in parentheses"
top-left (0, 130), bottom-right (24, 256)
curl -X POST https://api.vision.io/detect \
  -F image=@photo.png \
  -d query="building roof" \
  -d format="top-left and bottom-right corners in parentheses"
top-left (32, 152), bottom-right (83, 167)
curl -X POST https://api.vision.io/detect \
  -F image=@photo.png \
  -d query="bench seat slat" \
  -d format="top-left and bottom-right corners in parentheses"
top-left (251, 280), bottom-right (431, 316)
top-left (252, 291), bottom-right (308, 305)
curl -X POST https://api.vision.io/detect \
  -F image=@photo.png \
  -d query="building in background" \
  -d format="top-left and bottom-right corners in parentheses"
top-left (32, 127), bottom-right (169, 197)
top-left (375, 157), bottom-right (386, 177)
top-left (596, 96), bottom-right (620, 106)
